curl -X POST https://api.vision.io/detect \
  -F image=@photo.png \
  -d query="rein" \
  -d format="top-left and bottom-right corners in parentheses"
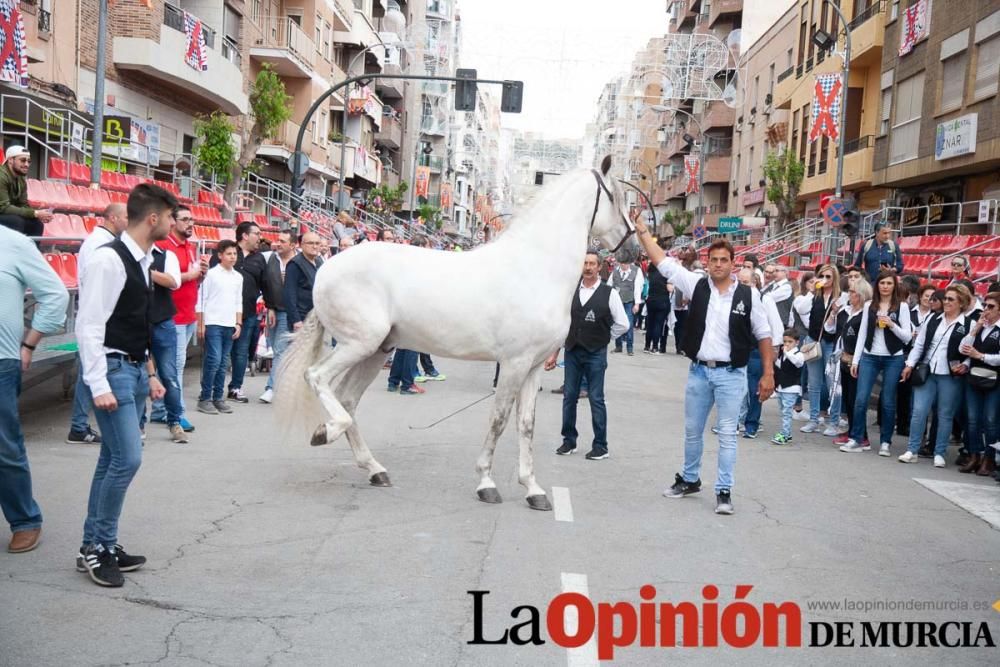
top-left (589, 169), bottom-right (635, 254)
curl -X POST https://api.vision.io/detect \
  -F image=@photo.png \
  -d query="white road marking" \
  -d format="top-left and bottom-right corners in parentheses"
top-left (913, 478), bottom-right (1000, 529)
top-left (553, 486), bottom-right (574, 522)
top-left (560, 572), bottom-right (598, 667)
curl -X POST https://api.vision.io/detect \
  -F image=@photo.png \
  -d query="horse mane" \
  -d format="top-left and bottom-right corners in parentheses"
top-left (498, 167), bottom-right (595, 234)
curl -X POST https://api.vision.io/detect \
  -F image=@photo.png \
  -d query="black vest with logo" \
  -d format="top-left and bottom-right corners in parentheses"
top-left (971, 324), bottom-right (1000, 370)
top-left (103, 238), bottom-right (151, 360)
top-left (149, 249), bottom-right (178, 325)
top-left (774, 348), bottom-right (802, 390)
top-left (565, 283), bottom-right (614, 352)
top-left (841, 309), bottom-right (864, 358)
top-left (863, 304), bottom-right (906, 356)
top-left (915, 313), bottom-right (968, 367)
top-left (681, 279), bottom-right (755, 368)
top-left (809, 293), bottom-right (838, 342)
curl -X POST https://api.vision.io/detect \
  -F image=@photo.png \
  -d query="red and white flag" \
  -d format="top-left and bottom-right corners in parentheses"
top-left (809, 74), bottom-right (842, 143)
top-left (684, 155), bottom-right (700, 195)
top-left (899, 0), bottom-right (930, 57)
top-left (0, 0), bottom-right (29, 89)
top-left (184, 11), bottom-right (208, 72)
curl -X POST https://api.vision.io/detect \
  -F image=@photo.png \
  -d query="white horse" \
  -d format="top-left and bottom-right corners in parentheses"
top-left (275, 156), bottom-right (637, 510)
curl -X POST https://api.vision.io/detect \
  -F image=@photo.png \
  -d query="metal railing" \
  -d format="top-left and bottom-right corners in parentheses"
top-left (926, 236), bottom-right (1000, 281)
top-left (848, 0), bottom-right (885, 30)
top-left (257, 16), bottom-right (316, 70)
top-left (840, 135), bottom-right (875, 156)
top-left (38, 8), bottom-right (51, 33)
top-left (777, 65), bottom-right (794, 83)
top-left (164, 3), bottom-right (216, 49)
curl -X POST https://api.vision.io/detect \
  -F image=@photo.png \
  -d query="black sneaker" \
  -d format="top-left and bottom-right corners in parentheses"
top-left (585, 448), bottom-right (609, 460)
top-left (555, 443), bottom-right (576, 455)
top-left (66, 427), bottom-right (101, 444)
top-left (76, 544), bottom-right (145, 572)
top-left (715, 490), bottom-right (734, 515)
top-left (81, 544), bottom-right (124, 587)
top-left (227, 388), bottom-right (249, 404)
top-left (663, 473), bottom-right (701, 498)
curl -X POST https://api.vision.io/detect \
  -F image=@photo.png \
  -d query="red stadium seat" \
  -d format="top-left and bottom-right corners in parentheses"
top-left (48, 158), bottom-right (69, 180)
top-left (83, 216), bottom-right (99, 233)
top-left (59, 253), bottom-right (79, 288)
top-left (44, 253), bottom-right (63, 277)
top-left (43, 214), bottom-right (75, 238)
top-left (26, 179), bottom-right (45, 208)
top-left (70, 162), bottom-right (90, 185)
top-left (897, 236), bottom-right (922, 252)
top-left (68, 214), bottom-right (89, 237)
top-left (254, 214), bottom-right (268, 227)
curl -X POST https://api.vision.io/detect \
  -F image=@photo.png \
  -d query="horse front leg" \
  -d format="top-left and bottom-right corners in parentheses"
top-left (475, 365), bottom-right (525, 504)
top-left (515, 365), bottom-right (551, 511)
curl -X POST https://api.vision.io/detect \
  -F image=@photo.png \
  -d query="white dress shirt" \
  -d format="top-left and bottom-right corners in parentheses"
top-left (762, 278), bottom-right (792, 306)
top-left (75, 231), bottom-right (153, 398)
top-left (151, 245), bottom-right (181, 291)
top-left (853, 301), bottom-right (913, 360)
top-left (77, 225), bottom-right (115, 289)
top-left (655, 258), bottom-right (772, 362)
top-left (196, 264), bottom-right (244, 327)
top-left (761, 292), bottom-right (785, 347)
top-left (578, 278), bottom-right (630, 340)
top-left (906, 314), bottom-right (966, 374)
top-left (789, 293), bottom-right (813, 329)
top-left (606, 264), bottom-right (645, 305)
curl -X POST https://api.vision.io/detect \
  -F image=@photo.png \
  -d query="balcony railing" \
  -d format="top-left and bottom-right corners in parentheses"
top-left (221, 35), bottom-right (241, 67)
top-left (777, 65), bottom-right (794, 83)
top-left (38, 8), bottom-right (51, 34)
top-left (165, 3), bottom-right (216, 49)
top-left (839, 135), bottom-right (875, 157)
top-left (848, 0), bottom-right (884, 30)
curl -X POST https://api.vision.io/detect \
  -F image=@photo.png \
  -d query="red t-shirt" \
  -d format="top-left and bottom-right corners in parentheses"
top-left (156, 234), bottom-right (199, 325)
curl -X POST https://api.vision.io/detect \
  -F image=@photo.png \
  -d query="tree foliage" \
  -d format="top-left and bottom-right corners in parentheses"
top-left (661, 208), bottom-right (693, 237)
top-left (763, 150), bottom-right (805, 232)
top-left (416, 203), bottom-right (442, 230)
top-left (366, 181), bottom-right (409, 216)
top-left (193, 112), bottom-right (237, 180)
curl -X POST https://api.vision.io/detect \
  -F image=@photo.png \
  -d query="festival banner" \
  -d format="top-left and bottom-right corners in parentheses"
top-left (0, 0), bottom-right (29, 89)
top-left (441, 182), bottom-right (453, 209)
top-left (684, 155), bottom-right (700, 195)
top-left (899, 0), bottom-right (930, 57)
top-left (414, 166), bottom-right (431, 198)
top-left (809, 74), bottom-right (842, 143)
top-left (184, 11), bottom-right (209, 72)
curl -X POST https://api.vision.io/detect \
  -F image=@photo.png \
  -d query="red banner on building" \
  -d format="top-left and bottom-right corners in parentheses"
top-left (684, 156), bottom-right (700, 195)
top-left (809, 74), bottom-right (842, 143)
top-left (440, 182), bottom-right (453, 209)
top-left (0, 0), bottom-right (29, 88)
top-left (414, 167), bottom-right (430, 198)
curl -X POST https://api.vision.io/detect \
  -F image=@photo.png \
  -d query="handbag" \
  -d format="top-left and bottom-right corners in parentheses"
top-left (910, 362), bottom-right (931, 386)
top-left (800, 342), bottom-right (821, 362)
top-left (967, 366), bottom-right (999, 391)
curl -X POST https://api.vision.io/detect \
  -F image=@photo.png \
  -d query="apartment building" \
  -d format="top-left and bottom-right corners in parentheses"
top-left (772, 0), bottom-right (891, 216)
top-left (872, 0), bottom-right (1000, 228)
top-left (510, 131), bottom-right (582, 209)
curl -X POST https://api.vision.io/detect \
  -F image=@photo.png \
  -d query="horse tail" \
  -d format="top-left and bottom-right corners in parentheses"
top-left (274, 310), bottom-right (328, 439)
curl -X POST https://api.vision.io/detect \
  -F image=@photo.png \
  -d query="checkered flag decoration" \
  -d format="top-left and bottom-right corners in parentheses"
top-left (899, 0), bottom-right (929, 57)
top-left (684, 155), bottom-right (700, 195)
top-left (0, 0), bottom-right (29, 89)
top-left (184, 11), bottom-right (209, 72)
top-left (809, 74), bottom-right (842, 143)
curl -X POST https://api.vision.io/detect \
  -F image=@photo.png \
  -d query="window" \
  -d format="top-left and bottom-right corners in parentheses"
top-left (733, 153), bottom-right (740, 191)
top-left (250, 0), bottom-right (260, 24)
top-left (974, 34), bottom-right (1000, 99)
top-left (747, 146), bottom-right (754, 185)
top-left (791, 109), bottom-right (800, 153)
top-left (890, 0), bottom-right (899, 21)
top-left (889, 72), bottom-right (924, 164)
top-left (879, 88), bottom-right (892, 135)
top-left (318, 111), bottom-right (328, 146)
top-left (323, 21), bottom-right (332, 60)
top-left (315, 14), bottom-right (322, 47)
top-left (940, 53), bottom-right (967, 112)
top-left (768, 63), bottom-right (775, 99)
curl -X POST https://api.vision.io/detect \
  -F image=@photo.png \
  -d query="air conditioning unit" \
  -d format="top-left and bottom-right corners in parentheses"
top-left (764, 93), bottom-right (773, 106)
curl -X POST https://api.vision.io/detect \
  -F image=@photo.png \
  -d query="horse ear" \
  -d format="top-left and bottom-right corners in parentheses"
top-left (600, 155), bottom-right (612, 177)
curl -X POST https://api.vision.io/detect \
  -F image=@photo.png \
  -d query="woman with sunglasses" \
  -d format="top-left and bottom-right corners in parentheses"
top-left (801, 264), bottom-right (844, 436)
top-left (898, 284), bottom-right (974, 467)
top-left (959, 292), bottom-right (1000, 476)
top-left (938, 255), bottom-right (971, 290)
top-left (841, 270), bottom-right (912, 455)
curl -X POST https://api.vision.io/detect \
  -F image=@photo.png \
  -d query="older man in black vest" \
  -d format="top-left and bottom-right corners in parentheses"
top-left (634, 222), bottom-right (775, 515)
top-left (545, 250), bottom-right (629, 460)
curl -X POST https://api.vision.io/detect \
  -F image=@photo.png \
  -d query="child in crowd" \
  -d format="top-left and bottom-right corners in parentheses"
top-left (196, 240), bottom-right (243, 415)
top-left (773, 328), bottom-right (806, 445)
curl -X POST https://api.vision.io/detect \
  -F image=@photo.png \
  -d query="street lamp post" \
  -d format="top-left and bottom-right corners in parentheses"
top-left (815, 0), bottom-right (852, 199)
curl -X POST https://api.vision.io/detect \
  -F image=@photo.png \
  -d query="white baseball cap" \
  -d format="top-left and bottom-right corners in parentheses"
top-left (5, 145), bottom-right (28, 160)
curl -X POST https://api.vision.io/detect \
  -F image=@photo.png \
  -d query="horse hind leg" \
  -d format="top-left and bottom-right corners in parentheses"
top-left (336, 352), bottom-right (391, 487)
top-left (475, 362), bottom-right (528, 505)
top-left (307, 342), bottom-right (379, 447)
top-left (515, 365), bottom-right (551, 511)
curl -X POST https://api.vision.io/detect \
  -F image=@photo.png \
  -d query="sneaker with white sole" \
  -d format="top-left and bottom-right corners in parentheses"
top-left (934, 455), bottom-right (946, 468)
top-left (821, 425), bottom-right (841, 437)
top-left (800, 421), bottom-right (820, 433)
top-left (878, 443), bottom-right (891, 457)
top-left (898, 451), bottom-right (919, 463)
top-left (839, 439), bottom-right (865, 452)
top-left (169, 424), bottom-right (188, 444)
top-left (259, 388), bottom-right (274, 403)
top-left (792, 410), bottom-right (809, 422)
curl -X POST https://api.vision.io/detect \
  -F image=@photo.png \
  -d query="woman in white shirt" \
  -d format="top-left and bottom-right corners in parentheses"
top-left (897, 284), bottom-right (973, 466)
top-left (959, 290), bottom-right (1000, 476)
top-left (911, 284), bottom-right (935, 330)
top-left (840, 270), bottom-right (912, 455)
top-left (789, 272), bottom-right (815, 416)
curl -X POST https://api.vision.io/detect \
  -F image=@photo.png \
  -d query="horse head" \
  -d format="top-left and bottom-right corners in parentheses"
top-left (589, 155), bottom-right (639, 256)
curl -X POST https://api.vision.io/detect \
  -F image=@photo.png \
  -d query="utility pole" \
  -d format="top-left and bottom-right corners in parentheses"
top-left (89, 0), bottom-right (108, 187)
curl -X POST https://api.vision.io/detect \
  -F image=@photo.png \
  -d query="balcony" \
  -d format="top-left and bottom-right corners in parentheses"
top-left (335, 8), bottom-right (383, 53)
top-left (250, 17), bottom-right (316, 78)
top-left (703, 101), bottom-right (735, 130)
top-left (375, 113), bottom-right (402, 149)
top-left (661, 131), bottom-right (689, 159)
top-left (709, 0), bottom-right (742, 28)
top-left (426, 0), bottom-right (452, 19)
top-left (420, 155), bottom-right (445, 172)
top-left (331, 0), bottom-right (354, 31)
top-left (839, 135), bottom-right (876, 188)
top-left (113, 6), bottom-right (248, 115)
top-left (377, 62), bottom-right (405, 99)
top-left (258, 121), bottom-right (342, 180)
top-left (848, 1), bottom-right (886, 67)
top-left (703, 153), bottom-right (732, 184)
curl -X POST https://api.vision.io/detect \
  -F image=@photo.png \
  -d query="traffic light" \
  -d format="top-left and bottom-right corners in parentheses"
top-left (841, 198), bottom-right (859, 237)
top-left (290, 178), bottom-right (305, 214)
top-left (455, 68), bottom-right (477, 111)
top-left (501, 81), bottom-right (524, 113)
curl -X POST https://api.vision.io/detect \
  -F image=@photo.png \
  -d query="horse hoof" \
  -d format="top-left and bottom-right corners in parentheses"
top-left (477, 488), bottom-right (503, 504)
top-left (369, 472), bottom-right (392, 487)
top-left (526, 494), bottom-right (552, 511)
top-left (310, 425), bottom-right (328, 447)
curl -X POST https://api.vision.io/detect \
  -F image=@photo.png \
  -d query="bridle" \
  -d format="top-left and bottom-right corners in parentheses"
top-left (589, 169), bottom-right (635, 254)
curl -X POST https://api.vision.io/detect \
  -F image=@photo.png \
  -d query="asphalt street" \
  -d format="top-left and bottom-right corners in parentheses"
top-left (2, 344), bottom-right (999, 666)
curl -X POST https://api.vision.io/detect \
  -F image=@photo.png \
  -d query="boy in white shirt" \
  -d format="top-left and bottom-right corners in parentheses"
top-left (772, 329), bottom-right (806, 445)
top-left (196, 240), bottom-right (243, 414)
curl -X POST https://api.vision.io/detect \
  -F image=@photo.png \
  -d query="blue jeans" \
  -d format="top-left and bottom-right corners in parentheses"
top-left (804, 337), bottom-right (825, 422)
top-left (561, 346), bottom-right (608, 450)
top-left (778, 391), bottom-right (798, 438)
top-left (0, 359), bottom-right (42, 532)
top-left (614, 307), bottom-right (635, 352)
top-left (153, 322), bottom-right (197, 419)
top-left (148, 320), bottom-right (182, 425)
top-left (82, 357), bottom-right (148, 548)
top-left (907, 374), bottom-right (963, 456)
top-left (851, 353), bottom-right (904, 444)
top-left (228, 314), bottom-right (259, 391)
top-left (419, 353), bottom-right (438, 376)
top-left (820, 339), bottom-right (841, 419)
top-left (70, 355), bottom-right (95, 433)
top-left (200, 325), bottom-right (235, 401)
top-left (265, 311), bottom-right (290, 391)
top-left (741, 349), bottom-right (763, 433)
top-left (388, 349), bottom-right (418, 389)
top-left (683, 363), bottom-right (747, 492)
top-left (965, 384), bottom-right (1000, 455)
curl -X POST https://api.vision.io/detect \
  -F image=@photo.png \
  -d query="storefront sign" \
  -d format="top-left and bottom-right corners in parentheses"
top-left (718, 216), bottom-right (742, 233)
top-left (742, 188), bottom-right (766, 206)
top-left (935, 113), bottom-right (977, 161)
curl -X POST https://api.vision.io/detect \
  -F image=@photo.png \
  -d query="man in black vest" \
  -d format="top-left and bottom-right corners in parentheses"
top-left (544, 250), bottom-right (629, 460)
top-left (634, 221), bottom-right (775, 515)
top-left (147, 245), bottom-right (186, 442)
top-left (74, 183), bottom-right (175, 587)
top-left (284, 231), bottom-right (324, 332)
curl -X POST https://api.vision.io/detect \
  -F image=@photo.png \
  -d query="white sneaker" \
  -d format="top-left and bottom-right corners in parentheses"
top-left (898, 451), bottom-right (918, 463)
top-left (792, 410), bottom-right (809, 422)
top-left (878, 443), bottom-right (891, 457)
top-left (821, 425), bottom-right (841, 437)
top-left (839, 439), bottom-right (865, 452)
top-left (800, 421), bottom-right (820, 433)
top-left (934, 455), bottom-right (946, 468)
top-left (837, 418), bottom-right (849, 429)
top-left (259, 388), bottom-right (274, 404)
